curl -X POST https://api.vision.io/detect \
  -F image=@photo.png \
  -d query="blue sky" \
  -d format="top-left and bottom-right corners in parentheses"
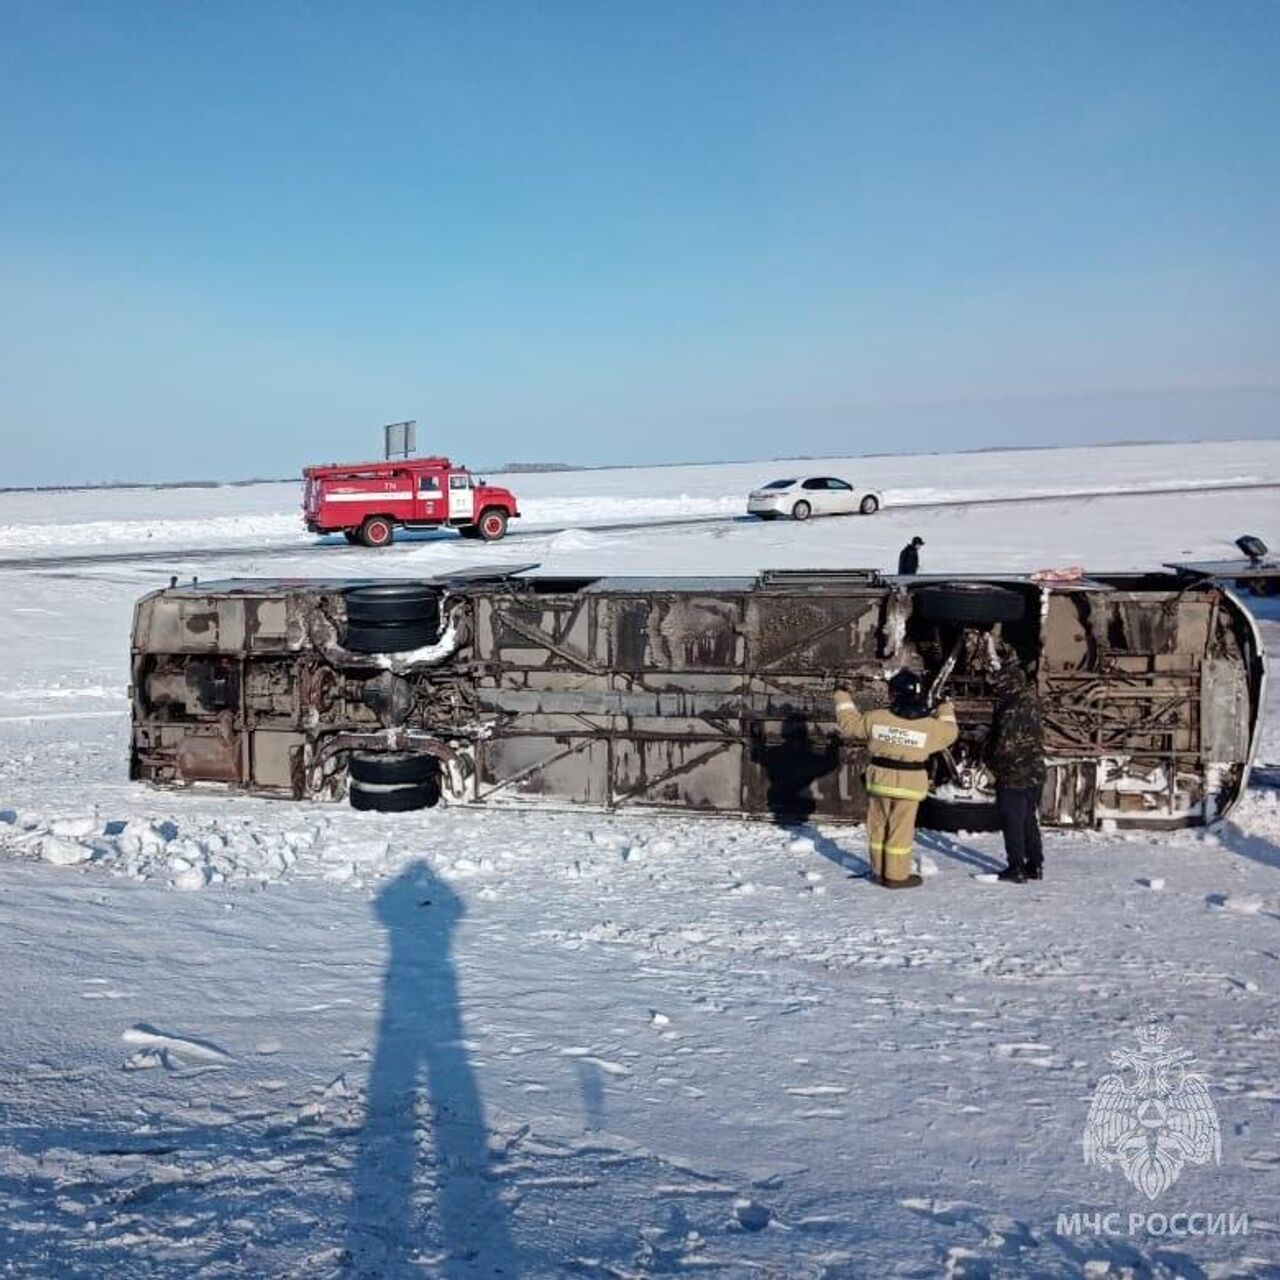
top-left (1, 1), bottom-right (1277, 485)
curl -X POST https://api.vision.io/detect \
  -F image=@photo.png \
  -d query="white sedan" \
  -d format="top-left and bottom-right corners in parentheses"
top-left (747, 476), bottom-right (882, 521)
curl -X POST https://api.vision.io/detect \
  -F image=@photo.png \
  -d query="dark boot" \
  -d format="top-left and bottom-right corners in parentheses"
top-left (883, 874), bottom-right (923, 889)
top-left (997, 867), bottom-right (1026, 884)
top-left (1026, 864), bottom-right (1043, 880)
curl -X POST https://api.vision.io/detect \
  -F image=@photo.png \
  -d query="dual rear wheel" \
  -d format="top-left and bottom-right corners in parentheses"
top-left (342, 582), bottom-right (442, 654)
top-left (348, 750), bottom-right (442, 812)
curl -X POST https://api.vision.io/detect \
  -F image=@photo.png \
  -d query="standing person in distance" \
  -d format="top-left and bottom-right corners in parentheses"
top-left (898, 536), bottom-right (924, 576)
top-left (989, 663), bottom-right (1046, 883)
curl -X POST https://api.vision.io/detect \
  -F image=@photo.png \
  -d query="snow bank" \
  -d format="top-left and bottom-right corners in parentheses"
top-left (4, 788), bottom-right (1277, 899)
top-left (0, 511), bottom-right (307, 553)
top-left (1, 811), bottom-right (322, 888)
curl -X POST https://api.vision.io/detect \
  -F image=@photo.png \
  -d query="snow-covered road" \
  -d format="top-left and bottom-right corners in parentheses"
top-left (2, 439), bottom-right (1277, 562)
top-left (2, 442), bottom-right (1278, 1277)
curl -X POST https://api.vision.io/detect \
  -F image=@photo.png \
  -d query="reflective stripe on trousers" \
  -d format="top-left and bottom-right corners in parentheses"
top-left (865, 794), bottom-right (921, 883)
top-left (866, 781), bottom-right (928, 801)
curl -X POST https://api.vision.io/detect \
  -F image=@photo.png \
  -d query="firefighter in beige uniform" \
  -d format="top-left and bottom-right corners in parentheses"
top-left (833, 670), bottom-right (959, 888)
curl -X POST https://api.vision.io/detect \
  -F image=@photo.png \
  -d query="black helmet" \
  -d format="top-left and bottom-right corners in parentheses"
top-left (887, 669), bottom-right (922, 705)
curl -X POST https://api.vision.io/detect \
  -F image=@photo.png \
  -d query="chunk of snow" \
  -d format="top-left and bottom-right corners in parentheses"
top-left (1207, 893), bottom-right (1264, 915)
top-left (171, 863), bottom-right (209, 891)
top-left (122, 1024), bottom-right (233, 1064)
top-left (40, 836), bottom-right (90, 865)
top-left (49, 816), bottom-right (97, 839)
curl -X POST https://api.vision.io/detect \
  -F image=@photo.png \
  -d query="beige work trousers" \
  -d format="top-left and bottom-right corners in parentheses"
top-left (866, 793), bottom-right (919, 884)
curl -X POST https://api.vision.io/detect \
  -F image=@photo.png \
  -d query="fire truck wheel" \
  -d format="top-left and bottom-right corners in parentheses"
top-left (477, 509), bottom-right (508, 541)
top-left (349, 779), bottom-right (442, 812)
top-left (790, 500), bottom-right (812, 521)
top-left (912, 583), bottom-right (1026, 625)
top-left (344, 583), bottom-right (441, 626)
top-left (358, 516), bottom-right (394, 548)
top-left (342, 620), bottom-right (438, 653)
top-left (349, 751), bottom-right (441, 786)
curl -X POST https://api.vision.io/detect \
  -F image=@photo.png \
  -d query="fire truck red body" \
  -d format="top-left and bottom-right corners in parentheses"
top-left (302, 458), bottom-right (520, 546)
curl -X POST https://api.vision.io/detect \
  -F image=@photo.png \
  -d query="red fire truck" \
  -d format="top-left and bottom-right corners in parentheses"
top-left (302, 458), bottom-right (520, 546)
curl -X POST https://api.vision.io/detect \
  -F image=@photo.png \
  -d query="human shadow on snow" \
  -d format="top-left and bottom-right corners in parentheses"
top-left (915, 829), bottom-right (1004, 875)
top-left (346, 860), bottom-right (518, 1277)
top-left (748, 715), bottom-right (871, 877)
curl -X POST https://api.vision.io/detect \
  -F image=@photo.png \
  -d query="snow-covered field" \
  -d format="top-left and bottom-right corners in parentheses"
top-left (2, 442), bottom-right (1279, 1277)
top-left (2, 439), bottom-right (1278, 559)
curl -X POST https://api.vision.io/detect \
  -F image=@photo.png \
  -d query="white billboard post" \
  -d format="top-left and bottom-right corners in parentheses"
top-left (383, 420), bottom-right (417, 461)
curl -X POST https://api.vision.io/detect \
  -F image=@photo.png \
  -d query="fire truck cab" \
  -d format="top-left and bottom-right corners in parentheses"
top-left (302, 458), bottom-right (520, 547)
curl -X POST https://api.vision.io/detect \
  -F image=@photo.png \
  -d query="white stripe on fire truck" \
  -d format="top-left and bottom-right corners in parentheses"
top-left (322, 491), bottom-right (415, 501)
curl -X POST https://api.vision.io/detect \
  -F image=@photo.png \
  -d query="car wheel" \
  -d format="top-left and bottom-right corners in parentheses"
top-left (477, 509), bottom-right (508, 541)
top-left (791, 501), bottom-right (812, 521)
top-left (918, 796), bottom-right (1002, 833)
top-left (913, 583), bottom-right (1026, 625)
top-left (859, 494), bottom-right (880, 515)
top-left (349, 751), bottom-right (441, 786)
top-left (359, 516), bottom-right (394, 548)
top-left (349, 778), bottom-right (441, 812)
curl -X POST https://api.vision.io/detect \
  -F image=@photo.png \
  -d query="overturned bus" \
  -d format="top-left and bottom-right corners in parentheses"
top-left (129, 567), bottom-right (1267, 831)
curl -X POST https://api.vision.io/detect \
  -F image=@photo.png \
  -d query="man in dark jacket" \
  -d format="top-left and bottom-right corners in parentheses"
top-left (897, 536), bottom-right (924, 575)
top-left (988, 663), bottom-right (1045, 883)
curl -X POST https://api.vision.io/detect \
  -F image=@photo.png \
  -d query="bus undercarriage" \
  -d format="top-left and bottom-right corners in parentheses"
top-left (129, 567), bottom-right (1266, 831)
